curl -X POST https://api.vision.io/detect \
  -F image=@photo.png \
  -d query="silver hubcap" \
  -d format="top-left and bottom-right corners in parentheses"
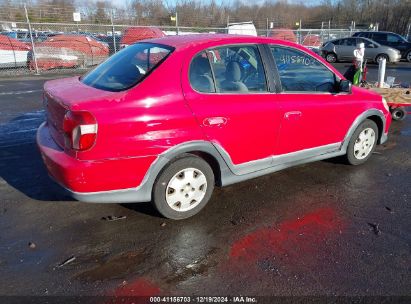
top-left (166, 168), bottom-right (207, 212)
top-left (327, 54), bottom-right (335, 62)
top-left (407, 52), bottom-right (411, 62)
top-left (354, 128), bottom-right (376, 160)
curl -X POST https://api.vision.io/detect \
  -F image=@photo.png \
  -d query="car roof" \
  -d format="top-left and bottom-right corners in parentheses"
top-left (355, 31), bottom-right (395, 34)
top-left (147, 34), bottom-right (297, 50)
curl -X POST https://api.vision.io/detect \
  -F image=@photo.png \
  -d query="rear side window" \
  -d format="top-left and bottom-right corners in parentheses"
top-left (371, 33), bottom-right (387, 42)
top-left (189, 52), bottom-right (215, 93)
top-left (271, 46), bottom-right (336, 93)
top-left (209, 45), bottom-right (267, 93)
top-left (340, 38), bottom-right (356, 46)
top-left (189, 45), bottom-right (267, 94)
top-left (387, 34), bottom-right (402, 43)
top-left (81, 42), bottom-right (173, 92)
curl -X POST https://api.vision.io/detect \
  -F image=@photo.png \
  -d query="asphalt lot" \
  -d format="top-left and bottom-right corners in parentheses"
top-left (333, 62), bottom-right (411, 84)
top-left (0, 67), bottom-right (410, 301)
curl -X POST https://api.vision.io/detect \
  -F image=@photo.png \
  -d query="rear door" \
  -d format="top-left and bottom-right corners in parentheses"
top-left (338, 38), bottom-right (357, 60)
top-left (182, 44), bottom-right (282, 172)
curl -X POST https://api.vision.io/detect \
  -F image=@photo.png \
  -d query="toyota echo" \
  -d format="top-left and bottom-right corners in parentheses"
top-left (37, 34), bottom-right (392, 219)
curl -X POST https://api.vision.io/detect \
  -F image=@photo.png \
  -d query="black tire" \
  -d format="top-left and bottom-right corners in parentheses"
top-left (391, 107), bottom-right (407, 121)
top-left (375, 54), bottom-right (389, 63)
top-left (325, 52), bottom-right (337, 63)
top-left (406, 51), bottom-right (411, 63)
top-left (152, 154), bottom-right (215, 220)
top-left (345, 119), bottom-right (379, 165)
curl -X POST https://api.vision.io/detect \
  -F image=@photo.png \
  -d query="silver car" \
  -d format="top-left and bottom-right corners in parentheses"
top-left (321, 37), bottom-right (401, 63)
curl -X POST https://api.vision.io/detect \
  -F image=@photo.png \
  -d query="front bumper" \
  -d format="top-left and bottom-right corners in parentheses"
top-left (36, 122), bottom-right (156, 203)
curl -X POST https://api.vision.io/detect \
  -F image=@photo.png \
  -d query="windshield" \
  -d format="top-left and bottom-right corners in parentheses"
top-left (81, 42), bottom-right (173, 92)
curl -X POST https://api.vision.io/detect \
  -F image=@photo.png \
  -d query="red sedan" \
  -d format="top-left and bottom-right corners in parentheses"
top-left (37, 34), bottom-right (391, 219)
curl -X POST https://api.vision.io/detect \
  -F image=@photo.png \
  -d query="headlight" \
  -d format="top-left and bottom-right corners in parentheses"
top-left (382, 97), bottom-right (389, 112)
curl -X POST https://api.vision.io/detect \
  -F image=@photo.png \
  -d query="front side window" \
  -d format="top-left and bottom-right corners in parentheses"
top-left (271, 46), bottom-right (337, 93)
top-left (208, 45), bottom-right (267, 93)
top-left (81, 42), bottom-right (173, 92)
top-left (358, 38), bottom-right (375, 48)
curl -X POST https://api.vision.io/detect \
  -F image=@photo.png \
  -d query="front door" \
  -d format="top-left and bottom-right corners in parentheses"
top-left (182, 44), bottom-right (282, 173)
top-left (268, 45), bottom-right (361, 156)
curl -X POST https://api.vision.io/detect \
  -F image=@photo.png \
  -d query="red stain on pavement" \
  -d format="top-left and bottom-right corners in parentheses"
top-left (107, 278), bottom-right (162, 304)
top-left (229, 207), bottom-right (344, 263)
top-left (113, 278), bottom-right (161, 296)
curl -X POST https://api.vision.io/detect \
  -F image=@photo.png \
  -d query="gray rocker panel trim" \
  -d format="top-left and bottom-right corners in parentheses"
top-left (68, 140), bottom-right (232, 203)
top-left (69, 108), bottom-right (387, 203)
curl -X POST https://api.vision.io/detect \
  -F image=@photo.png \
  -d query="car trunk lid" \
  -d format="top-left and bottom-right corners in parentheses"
top-left (43, 76), bottom-right (121, 149)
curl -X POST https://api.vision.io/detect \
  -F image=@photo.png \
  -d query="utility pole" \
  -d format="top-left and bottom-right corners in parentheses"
top-left (24, 4), bottom-right (39, 75)
top-left (110, 9), bottom-right (116, 54)
top-left (176, 11), bottom-right (179, 35)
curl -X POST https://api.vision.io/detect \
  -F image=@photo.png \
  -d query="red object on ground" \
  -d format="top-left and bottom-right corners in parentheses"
top-left (120, 26), bottom-right (165, 47)
top-left (29, 35), bottom-right (109, 70)
top-left (269, 28), bottom-right (297, 42)
top-left (37, 34), bottom-right (392, 208)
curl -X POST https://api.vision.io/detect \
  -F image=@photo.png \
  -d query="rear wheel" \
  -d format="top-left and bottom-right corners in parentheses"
top-left (406, 51), bottom-right (411, 63)
top-left (152, 154), bottom-right (215, 220)
top-left (345, 120), bottom-right (378, 165)
top-left (326, 52), bottom-right (337, 63)
top-left (391, 107), bottom-right (407, 121)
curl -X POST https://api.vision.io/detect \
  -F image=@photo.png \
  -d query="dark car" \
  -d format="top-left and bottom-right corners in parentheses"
top-left (96, 35), bottom-right (121, 55)
top-left (353, 31), bottom-right (411, 62)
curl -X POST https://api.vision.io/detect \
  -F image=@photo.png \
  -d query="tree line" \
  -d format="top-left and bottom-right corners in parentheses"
top-left (0, 0), bottom-right (409, 35)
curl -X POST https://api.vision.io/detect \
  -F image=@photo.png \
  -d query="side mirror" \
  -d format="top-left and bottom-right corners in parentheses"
top-left (339, 79), bottom-right (352, 93)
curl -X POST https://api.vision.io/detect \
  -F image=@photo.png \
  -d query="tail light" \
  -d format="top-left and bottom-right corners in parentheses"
top-left (63, 111), bottom-right (97, 151)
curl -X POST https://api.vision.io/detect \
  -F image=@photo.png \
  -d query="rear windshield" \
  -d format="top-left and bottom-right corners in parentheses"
top-left (81, 42), bottom-right (173, 92)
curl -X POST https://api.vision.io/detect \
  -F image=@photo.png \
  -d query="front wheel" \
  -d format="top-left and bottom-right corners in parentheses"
top-left (325, 52), bottom-right (337, 63)
top-left (406, 51), bottom-right (411, 63)
top-left (375, 54), bottom-right (389, 63)
top-left (152, 154), bottom-right (215, 220)
top-left (345, 119), bottom-right (378, 165)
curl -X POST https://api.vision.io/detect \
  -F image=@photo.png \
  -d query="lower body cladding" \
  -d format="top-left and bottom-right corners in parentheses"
top-left (36, 110), bottom-right (389, 204)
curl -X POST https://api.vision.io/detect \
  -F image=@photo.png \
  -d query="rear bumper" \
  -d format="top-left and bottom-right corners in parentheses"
top-left (36, 122), bottom-right (156, 203)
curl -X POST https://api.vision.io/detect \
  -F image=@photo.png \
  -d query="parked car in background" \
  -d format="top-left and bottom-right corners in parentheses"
top-left (321, 37), bottom-right (401, 63)
top-left (302, 34), bottom-right (321, 48)
top-left (96, 35), bottom-right (122, 55)
top-left (227, 22), bottom-right (257, 36)
top-left (29, 34), bottom-right (109, 70)
top-left (1, 31), bottom-right (33, 43)
top-left (37, 34), bottom-right (391, 220)
top-left (269, 29), bottom-right (297, 43)
top-left (353, 31), bottom-right (411, 62)
top-left (120, 26), bottom-right (165, 49)
top-left (0, 34), bottom-right (30, 68)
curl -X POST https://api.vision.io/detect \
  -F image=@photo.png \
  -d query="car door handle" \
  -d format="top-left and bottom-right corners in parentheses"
top-left (203, 117), bottom-right (227, 127)
top-left (284, 111), bottom-right (302, 120)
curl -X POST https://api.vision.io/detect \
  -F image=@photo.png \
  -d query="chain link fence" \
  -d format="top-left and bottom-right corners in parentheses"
top-left (0, 17), bottom-right (358, 76)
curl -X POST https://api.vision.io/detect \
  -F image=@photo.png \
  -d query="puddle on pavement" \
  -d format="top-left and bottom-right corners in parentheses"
top-left (74, 250), bottom-right (148, 282)
top-left (162, 247), bottom-right (219, 285)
